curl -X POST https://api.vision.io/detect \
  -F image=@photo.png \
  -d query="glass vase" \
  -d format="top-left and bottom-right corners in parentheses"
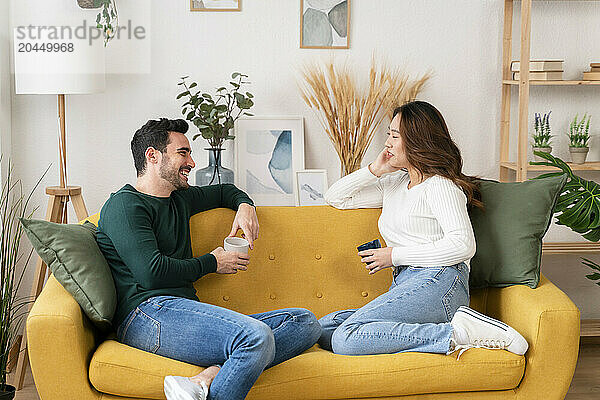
top-left (195, 148), bottom-right (234, 186)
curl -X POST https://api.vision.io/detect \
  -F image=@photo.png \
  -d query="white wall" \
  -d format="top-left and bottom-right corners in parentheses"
top-left (1, 0), bottom-right (11, 178)
top-left (8, 0), bottom-right (600, 318)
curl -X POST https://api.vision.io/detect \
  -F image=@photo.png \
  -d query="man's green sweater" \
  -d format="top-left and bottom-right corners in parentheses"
top-left (96, 183), bottom-right (253, 327)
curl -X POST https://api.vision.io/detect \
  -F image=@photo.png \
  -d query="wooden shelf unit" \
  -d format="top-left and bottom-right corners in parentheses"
top-left (499, 0), bottom-right (600, 337)
top-left (500, 161), bottom-right (600, 172)
top-left (503, 79), bottom-right (600, 86)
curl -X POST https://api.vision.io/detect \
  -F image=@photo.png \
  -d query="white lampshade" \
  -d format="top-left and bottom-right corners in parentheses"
top-left (13, 27), bottom-right (105, 94)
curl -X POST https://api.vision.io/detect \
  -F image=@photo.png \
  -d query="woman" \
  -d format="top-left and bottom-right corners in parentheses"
top-left (318, 101), bottom-right (528, 358)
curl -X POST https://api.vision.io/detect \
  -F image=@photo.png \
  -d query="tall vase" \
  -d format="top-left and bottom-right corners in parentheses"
top-left (195, 148), bottom-right (234, 186)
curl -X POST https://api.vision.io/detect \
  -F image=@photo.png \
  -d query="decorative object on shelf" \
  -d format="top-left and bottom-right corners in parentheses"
top-left (234, 117), bottom-right (305, 206)
top-left (177, 72), bottom-right (254, 186)
top-left (94, 0), bottom-right (118, 46)
top-left (191, 0), bottom-right (241, 11)
top-left (296, 169), bottom-right (328, 206)
top-left (301, 0), bottom-right (349, 49)
top-left (0, 162), bottom-right (46, 400)
top-left (511, 59), bottom-right (563, 81)
top-left (567, 113), bottom-right (591, 164)
top-left (299, 59), bottom-right (429, 176)
top-left (531, 151), bottom-right (600, 286)
top-left (582, 62), bottom-right (600, 81)
top-left (511, 59), bottom-right (563, 72)
top-left (532, 111), bottom-right (552, 161)
top-left (513, 71), bottom-right (563, 81)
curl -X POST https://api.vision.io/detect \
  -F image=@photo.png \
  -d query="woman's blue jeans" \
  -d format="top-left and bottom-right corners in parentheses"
top-left (318, 263), bottom-right (470, 355)
top-left (117, 296), bottom-right (321, 400)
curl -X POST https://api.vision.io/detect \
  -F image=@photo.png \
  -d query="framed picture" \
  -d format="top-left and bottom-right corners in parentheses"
top-left (190, 0), bottom-right (241, 11)
top-left (235, 117), bottom-right (305, 206)
top-left (296, 170), bottom-right (328, 206)
top-left (300, 0), bottom-right (349, 49)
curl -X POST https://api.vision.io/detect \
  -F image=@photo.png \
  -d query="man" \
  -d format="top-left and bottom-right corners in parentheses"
top-left (96, 118), bottom-right (321, 400)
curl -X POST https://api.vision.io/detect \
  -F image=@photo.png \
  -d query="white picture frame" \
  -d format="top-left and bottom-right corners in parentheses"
top-left (296, 169), bottom-right (329, 206)
top-left (234, 117), bottom-right (305, 206)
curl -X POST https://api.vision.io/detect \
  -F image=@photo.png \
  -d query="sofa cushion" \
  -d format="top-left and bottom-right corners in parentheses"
top-left (468, 175), bottom-right (567, 289)
top-left (20, 218), bottom-right (116, 332)
top-left (89, 340), bottom-right (525, 399)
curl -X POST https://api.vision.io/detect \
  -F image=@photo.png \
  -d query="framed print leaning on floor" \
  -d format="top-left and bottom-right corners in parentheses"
top-left (296, 169), bottom-right (328, 206)
top-left (234, 117), bottom-right (305, 206)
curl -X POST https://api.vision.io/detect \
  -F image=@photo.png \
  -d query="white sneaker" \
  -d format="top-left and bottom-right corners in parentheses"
top-left (164, 375), bottom-right (208, 400)
top-left (449, 306), bottom-right (529, 358)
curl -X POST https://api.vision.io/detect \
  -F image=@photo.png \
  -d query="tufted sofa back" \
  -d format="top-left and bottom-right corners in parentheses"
top-left (191, 206), bottom-right (484, 318)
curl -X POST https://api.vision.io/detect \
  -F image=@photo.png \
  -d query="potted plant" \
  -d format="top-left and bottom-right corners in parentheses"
top-left (177, 72), bottom-right (254, 186)
top-left (567, 113), bottom-right (591, 164)
top-left (531, 151), bottom-right (600, 286)
top-left (95, 0), bottom-right (118, 46)
top-left (532, 111), bottom-right (553, 161)
top-left (0, 163), bottom-right (45, 399)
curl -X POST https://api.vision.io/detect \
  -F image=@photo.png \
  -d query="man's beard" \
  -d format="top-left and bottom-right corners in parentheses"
top-left (159, 161), bottom-right (189, 190)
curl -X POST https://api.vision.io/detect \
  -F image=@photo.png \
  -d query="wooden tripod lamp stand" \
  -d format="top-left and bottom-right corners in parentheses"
top-left (12, 29), bottom-right (105, 389)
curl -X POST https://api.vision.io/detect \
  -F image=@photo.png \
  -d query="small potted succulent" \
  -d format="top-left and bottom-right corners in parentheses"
top-left (532, 111), bottom-right (553, 162)
top-left (567, 113), bottom-right (591, 164)
top-left (177, 72), bottom-right (254, 186)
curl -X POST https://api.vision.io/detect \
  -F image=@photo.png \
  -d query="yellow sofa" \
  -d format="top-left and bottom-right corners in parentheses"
top-left (27, 206), bottom-right (580, 399)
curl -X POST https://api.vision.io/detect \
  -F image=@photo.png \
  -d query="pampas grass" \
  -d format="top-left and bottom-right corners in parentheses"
top-left (300, 60), bottom-right (430, 176)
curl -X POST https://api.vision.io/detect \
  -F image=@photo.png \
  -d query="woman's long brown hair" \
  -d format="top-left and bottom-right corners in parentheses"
top-left (394, 101), bottom-right (484, 210)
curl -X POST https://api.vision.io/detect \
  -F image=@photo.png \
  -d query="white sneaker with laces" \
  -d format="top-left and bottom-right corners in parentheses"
top-left (449, 306), bottom-right (529, 359)
top-left (164, 375), bottom-right (208, 400)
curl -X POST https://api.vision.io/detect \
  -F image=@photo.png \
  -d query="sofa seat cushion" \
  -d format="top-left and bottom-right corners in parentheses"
top-left (90, 340), bottom-right (525, 399)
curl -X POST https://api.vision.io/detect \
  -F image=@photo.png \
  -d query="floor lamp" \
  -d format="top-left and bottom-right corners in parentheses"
top-left (12, 29), bottom-right (105, 389)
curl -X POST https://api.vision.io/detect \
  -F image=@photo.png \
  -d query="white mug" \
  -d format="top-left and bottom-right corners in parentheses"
top-left (224, 237), bottom-right (249, 254)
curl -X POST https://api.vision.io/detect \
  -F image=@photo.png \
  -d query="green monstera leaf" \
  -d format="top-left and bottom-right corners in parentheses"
top-left (531, 151), bottom-right (600, 241)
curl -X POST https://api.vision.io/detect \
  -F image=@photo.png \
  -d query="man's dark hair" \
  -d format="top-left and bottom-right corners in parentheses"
top-left (131, 118), bottom-right (189, 176)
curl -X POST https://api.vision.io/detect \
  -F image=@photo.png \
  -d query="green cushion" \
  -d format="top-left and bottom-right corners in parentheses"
top-left (20, 218), bottom-right (116, 332)
top-left (469, 175), bottom-right (567, 289)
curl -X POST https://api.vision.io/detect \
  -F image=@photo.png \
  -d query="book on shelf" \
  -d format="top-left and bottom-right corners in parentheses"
top-left (592, 67), bottom-right (600, 72)
top-left (583, 71), bottom-right (600, 81)
top-left (511, 59), bottom-right (564, 72)
top-left (513, 71), bottom-right (563, 80)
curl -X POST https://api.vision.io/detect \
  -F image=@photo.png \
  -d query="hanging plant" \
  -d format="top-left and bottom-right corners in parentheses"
top-left (94, 0), bottom-right (118, 46)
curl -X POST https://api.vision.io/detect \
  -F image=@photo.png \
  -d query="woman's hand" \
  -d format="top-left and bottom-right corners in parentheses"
top-left (358, 247), bottom-right (394, 274)
top-left (368, 149), bottom-right (402, 177)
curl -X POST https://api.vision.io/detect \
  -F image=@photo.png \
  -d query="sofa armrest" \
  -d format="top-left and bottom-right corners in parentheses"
top-left (27, 275), bottom-right (102, 400)
top-left (484, 274), bottom-right (580, 400)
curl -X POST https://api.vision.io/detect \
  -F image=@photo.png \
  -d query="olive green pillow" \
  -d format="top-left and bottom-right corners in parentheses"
top-left (469, 175), bottom-right (567, 289)
top-left (20, 218), bottom-right (116, 332)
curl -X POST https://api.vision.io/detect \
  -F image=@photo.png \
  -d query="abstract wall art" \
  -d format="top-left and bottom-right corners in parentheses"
top-left (296, 170), bottom-right (328, 206)
top-left (191, 0), bottom-right (241, 11)
top-left (301, 0), bottom-right (349, 49)
top-left (235, 117), bottom-right (305, 206)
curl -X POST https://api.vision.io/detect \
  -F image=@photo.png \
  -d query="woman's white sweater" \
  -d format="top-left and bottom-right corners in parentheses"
top-left (324, 167), bottom-right (476, 268)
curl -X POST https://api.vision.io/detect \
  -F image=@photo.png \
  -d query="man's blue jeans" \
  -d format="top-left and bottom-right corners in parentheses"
top-left (318, 263), bottom-right (470, 355)
top-left (117, 296), bottom-right (321, 400)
